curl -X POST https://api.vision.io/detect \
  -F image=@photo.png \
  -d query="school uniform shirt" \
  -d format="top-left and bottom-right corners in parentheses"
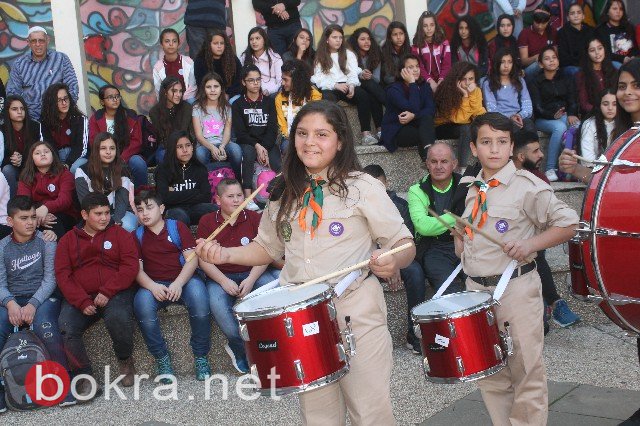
top-left (134, 220), bottom-right (196, 282)
top-left (274, 87), bottom-right (322, 137)
top-left (231, 94), bottom-right (278, 150)
top-left (197, 209), bottom-right (261, 274)
top-left (55, 224), bottom-right (139, 311)
top-left (576, 69), bottom-right (607, 114)
top-left (192, 104), bottom-right (231, 146)
top-left (254, 170), bottom-right (412, 287)
top-left (595, 22), bottom-right (639, 64)
top-left (517, 27), bottom-right (557, 58)
top-left (311, 50), bottom-right (362, 90)
top-left (88, 109), bottom-right (142, 162)
top-left (481, 77), bottom-right (533, 119)
top-left (154, 160), bottom-right (211, 209)
top-left (411, 41), bottom-right (452, 83)
top-left (1, 119), bottom-right (42, 168)
top-left (42, 114), bottom-right (89, 167)
top-left (240, 50), bottom-right (283, 96)
top-left (434, 87), bottom-right (486, 126)
top-left (557, 24), bottom-right (594, 68)
top-left (194, 56), bottom-right (243, 97)
top-left (17, 169), bottom-right (78, 219)
top-left (460, 160), bottom-right (578, 277)
top-left (153, 53), bottom-right (197, 101)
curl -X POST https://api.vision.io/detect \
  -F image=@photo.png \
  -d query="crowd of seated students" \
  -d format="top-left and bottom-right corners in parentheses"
top-left (0, 1), bottom-right (638, 412)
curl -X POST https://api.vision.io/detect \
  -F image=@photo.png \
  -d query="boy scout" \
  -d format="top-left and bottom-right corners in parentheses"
top-left (454, 113), bottom-right (578, 425)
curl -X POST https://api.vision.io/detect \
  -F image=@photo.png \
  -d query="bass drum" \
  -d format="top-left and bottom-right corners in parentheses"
top-left (573, 124), bottom-right (640, 335)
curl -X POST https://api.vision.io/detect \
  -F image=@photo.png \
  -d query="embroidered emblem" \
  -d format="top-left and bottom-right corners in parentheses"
top-left (282, 222), bottom-right (292, 242)
top-left (495, 220), bottom-right (509, 233)
top-left (329, 222), bottom-right (344, 237)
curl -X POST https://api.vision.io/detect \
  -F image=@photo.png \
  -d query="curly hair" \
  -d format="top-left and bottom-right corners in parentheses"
top-left (348, 27), bottom-right (382, 72)
top-left (581, 36), bottom-right (618, 114)
top-left (156, 77), bottom-right (188, 146)
top-left (315, 25), bottom-right (349, 74)
top-left (40, 83), bottom-right (85, 133)
top-left (450, 16), bottom-right (488, 61)
top-left (196, 72), bottom-right (230, 123)
top-left (488, 48), bottom-right (522, 93)
top-left (413, 11), bottom-right (446, 47)
top-left (434, 62), bottom-right (478, 119)
top-left (19, 141), bottom-right (65, 186)
top-left (197, 29), bottom-right (237, 88)
top-left (280, 60), bottom-right (312, 104)
top-left (381, 21), bottom-right (411, 81)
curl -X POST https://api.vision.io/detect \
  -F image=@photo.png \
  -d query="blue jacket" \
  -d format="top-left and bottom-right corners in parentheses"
top-left (381, 81), bottom-right (435, 152)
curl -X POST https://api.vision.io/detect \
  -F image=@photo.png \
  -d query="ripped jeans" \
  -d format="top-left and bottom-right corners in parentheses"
top-left (0, 294), bottom-right (68, 370)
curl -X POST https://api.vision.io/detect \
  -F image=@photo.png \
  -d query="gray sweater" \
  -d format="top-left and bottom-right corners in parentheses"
top-left (0, 232), bottom-right (56, 308)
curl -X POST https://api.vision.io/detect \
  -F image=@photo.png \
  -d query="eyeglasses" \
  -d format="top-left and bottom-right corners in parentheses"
top-left (29, 38), bottom-right (47, 45)
top-left (244, 78), bottom-right (261, 84)
top-left (57, 96), bottom-right (70, 105)
top-left (104, 95), bottom-right (121, 101)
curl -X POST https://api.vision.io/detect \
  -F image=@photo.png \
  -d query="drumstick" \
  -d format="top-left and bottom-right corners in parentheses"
top-left (571, 153), bottom-right (610, 165)
top-left (443, 209), bottom-right (505, 247)
top-left (427, 207), bottom-right (462, 233)
top-left (185, 183), bottom-right (265, 263)
top-left (293, 242), bottom-right (414, 292)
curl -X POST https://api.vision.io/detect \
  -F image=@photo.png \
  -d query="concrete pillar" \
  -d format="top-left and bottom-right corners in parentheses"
top-left (51, 0), bottom-right (91, 115)
top-left (402, 0), bottom-right (429, 41)
top-left (233, 0), bottom-right (258, 55)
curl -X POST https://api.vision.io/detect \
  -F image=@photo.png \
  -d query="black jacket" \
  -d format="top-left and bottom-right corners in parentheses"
top-left (528, 70), bottom-right (578, 120)
top-left (252, 0), bottom-right (301, 28)
top-left (595, 22), bottom-right (639, 64)
top-left (387, 190), bottom-right (414, 236)
top-left (194, 56), bottom-right (243, 98)
top-left (232, 94), bottom-right (278, 150)
top-left (557, 24), bottom-right (594, 68)
top-left (155, 160), bottom-right (211, 208)
top-left (42, 114), bottom-right (89, 167)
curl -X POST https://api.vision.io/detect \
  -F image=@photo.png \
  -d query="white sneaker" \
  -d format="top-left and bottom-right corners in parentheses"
top-left (545, 169), bottom-right (559, 182)
top-left (361, 134), bottom-right (378, 146)
top-left (246, 201), bottom-right (260, 211)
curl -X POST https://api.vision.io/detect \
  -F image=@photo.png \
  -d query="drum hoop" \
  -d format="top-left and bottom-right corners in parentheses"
top-left (590, 128), bottom-right (640, 334)
top-left (253, 364), bottom-right (350, 396)
top-left (411, 291), bottom-right (494, 322)
top-left (233, 284), bottom-right (334, 320)
top-left (425, 360), bottom-right (506, 384)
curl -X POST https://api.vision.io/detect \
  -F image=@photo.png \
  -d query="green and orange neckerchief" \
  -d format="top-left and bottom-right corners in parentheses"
top-left (465, 178), bottom-right (500, 239)
top-left (298, 176), bottom-right (326, 238)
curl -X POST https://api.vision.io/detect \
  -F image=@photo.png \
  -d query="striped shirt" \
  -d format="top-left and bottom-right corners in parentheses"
top-left (6, 50), bottom-right (79, 120)
top-left (184, 0), bottom-right (226, 28)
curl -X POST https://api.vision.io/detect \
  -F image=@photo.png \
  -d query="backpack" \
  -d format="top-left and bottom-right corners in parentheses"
top-left (0, 327), bottom-right (49, 411)
top-left (138, 115), bottom-right (158, 164)
top-left (252, 163), bottom-right (276, 204)
top-left (207, 163), bottom-right (236, 203)
top-left (136, 219), bottom-right (184, 265)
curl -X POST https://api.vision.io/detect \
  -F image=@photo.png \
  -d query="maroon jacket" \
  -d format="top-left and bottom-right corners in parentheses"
top-left (55, 224), bottom-right (139, 311)
top-left (17, 169), bottom-right (78, 218)
top-left (88, 109), bottom-right (142, 162)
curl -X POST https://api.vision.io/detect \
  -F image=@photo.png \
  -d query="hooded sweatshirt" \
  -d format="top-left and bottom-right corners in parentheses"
top-left (17, 168), bottom-right (79, 219)
top-left (155, 159), bottom-right (212, 209)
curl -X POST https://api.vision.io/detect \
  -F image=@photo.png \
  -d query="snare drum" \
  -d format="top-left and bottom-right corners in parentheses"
top-left (411, 291), bottom-right (510, 384)
top-left (233, 283), bottom-right (355, 396)
top-left (568, 235), bottom-right (590, 300)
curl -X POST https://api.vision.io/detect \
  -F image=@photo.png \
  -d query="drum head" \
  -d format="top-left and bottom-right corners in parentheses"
top-left (235, 283), bottom-right (331, 315)
top-left (412, 291), bottom-right (492, 319)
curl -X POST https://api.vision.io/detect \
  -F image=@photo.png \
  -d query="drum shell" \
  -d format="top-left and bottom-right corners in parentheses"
top-left (568, 237), bottom-right (590, 299)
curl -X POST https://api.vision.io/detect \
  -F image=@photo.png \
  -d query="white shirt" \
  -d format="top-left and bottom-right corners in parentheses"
top-left (311, 50), bottom-right (362, 90)
top-left (580, 117), bottom-right (615, 163)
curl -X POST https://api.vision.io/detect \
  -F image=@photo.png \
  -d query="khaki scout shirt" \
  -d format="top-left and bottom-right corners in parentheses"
top-left (254, 168), bottom-right (413, 285)
top-left (460, 161), bottom-right (578, 277)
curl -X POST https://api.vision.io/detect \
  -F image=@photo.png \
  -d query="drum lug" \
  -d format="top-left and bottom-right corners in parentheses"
top-left (486, 310), bottom-right (495, 326)
top-left (250, 363), bottom-right (259, 379)
top-left (494, 344), bottom-right (504, 361)
top-left (456, 356), bottom-right (465, 375)
top-left (341, 316), bottom-right (357, 358)
top-left (327, 301), bottom-right (337, 321)
top-left (448, 321), bottom-right (457, 338)
top-left (422, 357), bottom-right (430, 375)
top-left (239, 323), bottom-right (250, 342)
top-left (294, 359), bottom-right (305, 381)
top-left (413, 323), bottom-right (422, 339)
top-left (500, 321), bottom-right (514, 356)
top-left (284, 317), bottom-right (294, 337)
top-left (336, 343), bottom-right (347, 362)
top-left (575, 221), bottom-right (592, 241)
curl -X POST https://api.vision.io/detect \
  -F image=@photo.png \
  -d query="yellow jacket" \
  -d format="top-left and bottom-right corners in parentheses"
top-left (435, 87), bottom-right (486, 126)
top-left (275, 87), bottom-right (322, 137)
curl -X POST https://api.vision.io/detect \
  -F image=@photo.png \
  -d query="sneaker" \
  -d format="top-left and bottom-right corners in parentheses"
top-left (361, 133), bottom-right (378, 146)
top-left (75, 376), bottom-right (102, 403)
top-left (0, 389), bottom-right (6, 413)
top-left (376, 130), bottom-right (382, 140)
top-left (59, 390), bottom-right (77, 407)
top-left (552, 299), bottom-right (581, 327)
top-left (156, 354), bottom-right (175, 385)
top-left (246, 201), bottom-right (260, 211)
top-left (194, 356), bottom-right (211, 381)
top-left (405, 335), bottom-right (421, 355)
top-left (225, 344), bottom-right (250, 373)
top-left (545, 169), bottom-right (559, 182)
top-left (117, 356), bottom-right (136, 387)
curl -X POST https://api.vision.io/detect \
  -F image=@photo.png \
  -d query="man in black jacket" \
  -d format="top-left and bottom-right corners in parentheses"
top-left (252, 1), bottom-right (302, 55)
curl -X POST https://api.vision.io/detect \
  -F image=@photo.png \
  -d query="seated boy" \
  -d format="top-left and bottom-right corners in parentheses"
top-left (454, 113), bottom-right (578, 425)
top-left (133, 190), bottom-right (211, 383)
top-left (0, 196), bottom-right (74, 411)
top-left (56, 192), bottom-right (139, 398)
top-left (197, 179), bottom-right (279, 373)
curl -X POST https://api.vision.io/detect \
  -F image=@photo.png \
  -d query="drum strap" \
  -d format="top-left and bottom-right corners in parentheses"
top-left (432, 263), bottom-right (463, 298)
top-left (492, 259), bottom-right (518, 301)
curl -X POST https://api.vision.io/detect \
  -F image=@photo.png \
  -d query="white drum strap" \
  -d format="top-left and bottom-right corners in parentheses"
top-left (432, 263), bottom-right (463, 299)
top-left (492, 259), bottom-right (518, 302)
top-left (248, 278), bottom-right (280, 296)
top-left (333, 270), bottom-right (362, 297)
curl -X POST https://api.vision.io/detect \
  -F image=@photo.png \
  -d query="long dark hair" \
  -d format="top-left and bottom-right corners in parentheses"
top-left (286, 28), bottom-right (315, 65)
top-left (98, 85), bottom-right (130, 152)
top-left (280, 60), bottom-right (312, 104)
top-left (488, 48), bottom-right (522, 93)
top-left (162, 130), bottom-right (204, 183)
top-left (396, 54), bottom-right (425, 84)
top-left (242, 27), bottom-right (278, 80)
top-left (581, 36), bottom-right (618, 113)
top-left (2, 95), bottom-right (36, 154)
top-left (577, 88), bottom-right (620, 155)
top-left (413, 11), bottom-right (446, 47)
top-left (87, 132), bottom-right (124, 193)
top-left (315, 25), bottom-right (349, 74)
top-left (156, 76), bottom-right (188, 145)
top-left (40, 83), bottom-right (85, 131)
top-left (434, 62), bottom-right (478, 119)
top-left (273, 100), bottom-right (361, 236)
top-left (381, 21), bottom-right (411, 81)
top-left (450, 16), bottom-right (488, 61)
top-left (600, 0), bottom-right (632, 29)
top-left (613, 58), bottom-right (640, 140)
top-left (197, 29), bottom-right (237, 87)
top-left (19, 141), bottom-right (65, 185)
top-left (494, 14), bottom-right (517, 51)
top-left (348, 27), bottom-right (382, 71)
top-left (196, 72), bottom-right (230, 122)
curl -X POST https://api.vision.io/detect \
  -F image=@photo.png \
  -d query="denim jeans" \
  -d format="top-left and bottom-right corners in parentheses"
top-left (166, 203), bottom-right (217, 226)
top-left (195, 142), bottom-right (243, 182)
top-left (58, 147), bottom-right (87, 174)
top-left (207, 268), bottom-right (280, 359)
top-left (133, 277), bottom-right (211, 358)
top-left (535, 115), bottom-right (568, 171)
top-left (280, 136), bottom-right (290, 155)
top-left (562, 66), bottom-right (581, 79)
top-left (127, 154), bottom-right (149, 186)
top-left (59, 288), bottom-right (135, 375)
top-left (267, 20), bottom-right (302, 55)
top-left (524, 62), bottom-right (541, 81)
top-left (400, 261), bottom-right (426, 338)
top-left (0, 295), bottom-right (69, 371)
top-left (422, 241), bottom-right (464, 294)
top-left (2, 164), bottom-right (19, 197)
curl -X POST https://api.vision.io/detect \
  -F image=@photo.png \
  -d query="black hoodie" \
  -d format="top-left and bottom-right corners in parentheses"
top-left (155, 159), bottom-right (212, 209)
top-left (557, 24), bottom-right (594, 68)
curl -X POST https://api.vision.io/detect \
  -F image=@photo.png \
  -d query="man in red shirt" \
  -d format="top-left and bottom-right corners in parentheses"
top-left (197, 179), bottom-right (279, 374)
top-left (56, 192), bottom-right (139, 398)
top-left (132, 190), bottom-right (211, 383)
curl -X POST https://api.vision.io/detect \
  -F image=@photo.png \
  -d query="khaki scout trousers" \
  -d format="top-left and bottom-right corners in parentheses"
top-left (298, 276), bottom-right (396, 426)
top-left (466, 270), bottom-right (548, 426)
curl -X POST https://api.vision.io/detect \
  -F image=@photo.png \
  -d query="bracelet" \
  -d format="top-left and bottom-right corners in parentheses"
top-left (581, 173), bottom-right (590, 184)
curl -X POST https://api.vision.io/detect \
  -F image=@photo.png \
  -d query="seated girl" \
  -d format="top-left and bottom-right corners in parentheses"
top-left (518, 5), bottom-right (556, 80)
top-left (153, 28), bottom-right (197, 104)
top-left (451, 16), bottom-right (489, 77)
top-left (75, 132), bottom-right (137, 231)
top-left (380, 21), bottom-right (412, 87)
top-left (488, 14), bottom-right (520, 71)
top-left (240, 27), bottom-right (283, 98)
top-left (595, 0), bottom-right (638, 68)
top-left (579, 88), bottom-right (618, 163)
top-left (557, 3), bottom-right (594, 78)
top-left (194, 29), bottom-right (243, 100)
top-left (381, 53), bottom-right (435, 161)
top-left (40, 83), bottom-right (89, 174)
top-left (282, 28), bottom-right (315, 72)
top-left (18, 141), bottom-right (78, 238)
top-left (576, 36), bottom-right (618, 115)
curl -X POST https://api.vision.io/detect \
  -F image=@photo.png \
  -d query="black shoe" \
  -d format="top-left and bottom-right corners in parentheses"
top-left (619, 407), bottom-right (640, 425)
top-left (405, 335), bottom-right (422, 355)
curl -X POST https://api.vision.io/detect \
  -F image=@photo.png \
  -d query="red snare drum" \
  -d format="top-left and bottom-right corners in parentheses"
top-left (411, 292), bottom-right (511, 384)
top-left (568, 234), bottom-right (590, 300)
top-left (233, 284), bottom-right (355, 396)
top-left (571, 125), bottom-right (640, 335)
